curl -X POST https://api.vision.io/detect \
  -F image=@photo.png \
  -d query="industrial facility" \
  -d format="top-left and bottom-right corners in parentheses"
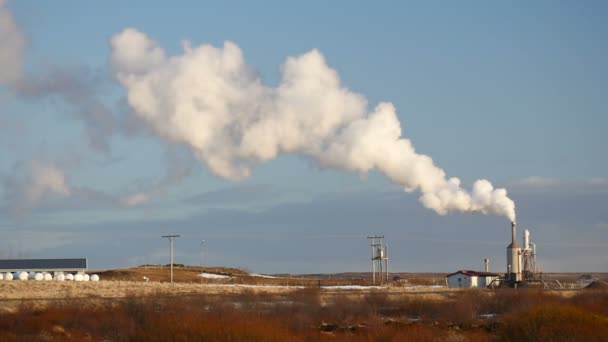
top-left (447, 221), bottom-right (544, 288)
top-left (0, 258), bottom-right (100, 282)
top-left (502, 221), bottom-right (542, 286)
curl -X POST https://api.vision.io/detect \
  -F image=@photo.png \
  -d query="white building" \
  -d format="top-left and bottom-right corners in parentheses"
top-left (446, 270), bottom-right (501, 288)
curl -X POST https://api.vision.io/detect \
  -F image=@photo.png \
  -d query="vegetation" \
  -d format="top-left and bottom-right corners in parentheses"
top-left (0, 288), bottom-right (606, 341)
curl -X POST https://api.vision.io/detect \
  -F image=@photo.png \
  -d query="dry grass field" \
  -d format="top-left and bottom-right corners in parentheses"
top-left (0, 267), bottom-right (456, 312)
top-left (0, 267), bottom-right (607, 341)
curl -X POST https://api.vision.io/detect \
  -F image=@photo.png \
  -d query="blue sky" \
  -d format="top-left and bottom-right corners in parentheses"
top-left (0, 1), bottom-right (606, 273)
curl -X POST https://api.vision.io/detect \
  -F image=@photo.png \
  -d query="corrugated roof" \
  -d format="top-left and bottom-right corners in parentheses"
top-left (446, 270), bottom-right (501, 278)
top-left (0, 258), bottom-right (87, 271)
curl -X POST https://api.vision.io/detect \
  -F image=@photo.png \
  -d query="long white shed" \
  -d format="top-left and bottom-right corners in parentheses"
top-left (446, 270), bottom-right (501, 288)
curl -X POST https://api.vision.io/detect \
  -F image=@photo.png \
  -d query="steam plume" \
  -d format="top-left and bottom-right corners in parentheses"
top-left (15, 66), bottom-right (117, 153)
top-left (0, 2), bottom-right (116, 153)
top-left (0, 0), bottom-right (25, 85)
top-left (3, 161), bottom-right (71, 216)
top-left (110, 28), bottom-right (516, 221)
top-left (118, 147), bottom-right (195, 207)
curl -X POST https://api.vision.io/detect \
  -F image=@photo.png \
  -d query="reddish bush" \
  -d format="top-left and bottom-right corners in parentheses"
top-left (499, 303), bottom-right (608, 342)
top-left (1, 288), bottom-right (605, 341)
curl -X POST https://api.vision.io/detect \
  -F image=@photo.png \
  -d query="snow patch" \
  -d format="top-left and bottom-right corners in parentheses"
top-left (321, 285), bottom-right (383, 290)
top-left (249, 273), bottom-right (277, 279)
top-left (199, 273), bottom-right (231, 279)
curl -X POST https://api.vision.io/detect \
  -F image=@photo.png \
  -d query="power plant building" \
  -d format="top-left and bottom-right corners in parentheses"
top-left (447, 221), bottom-right (541, 288)
top-left (446, 270), bottom-right (501, 288)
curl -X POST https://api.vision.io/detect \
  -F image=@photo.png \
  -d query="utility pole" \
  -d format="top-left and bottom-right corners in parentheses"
top-left (385, 243), bottom-right (389, 284)
top-left (200, 240), bottom-right (205, 284)
top-left (370, 239), bottom-right (376, 285)
top-left (367, 236), bottom-right (389, 286)
top-left (162, 235), bottom-right (180, 284)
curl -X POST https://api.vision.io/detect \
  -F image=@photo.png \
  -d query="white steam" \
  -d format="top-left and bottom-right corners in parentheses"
top-left (0, 0), bottom-right (25, 85)
top-left (25, 161), bottom-right (72, 200)
top-left (110, 28), bottom-right (516, 221)
top-left (116, 147), bottom-right (194, 207)
top-left (3, 161), bottom-right (71, 216)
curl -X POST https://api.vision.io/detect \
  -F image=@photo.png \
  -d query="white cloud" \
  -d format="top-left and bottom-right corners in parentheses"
top-left (589, 178), bottom-right (608, 185)
top-left (119, 192), bottom-right (151, 207)
top-left (511, 177), bottom-right (608, 193)
top-left (516, 176), bottom-right (561, 187)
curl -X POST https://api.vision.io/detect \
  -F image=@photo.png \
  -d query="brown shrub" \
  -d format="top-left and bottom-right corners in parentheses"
top-left (131, 311), bottom-right (303, 341)
top-left (399, 297), bottom-right (443, 319)
top-left (571, 290), bottom-right (608, 316)
top-left (5, 286), bottom-right (606, 341)
top-left (320, 294), bottom-right (370, 323)
top-left (499, 302), bottom-right (608, 342)
top-left (484, 289), bottom-right (563, 315)
top-left (364, 291), bottom-right (390, 317)
top-left (408, 277), bottom-right (437, 286)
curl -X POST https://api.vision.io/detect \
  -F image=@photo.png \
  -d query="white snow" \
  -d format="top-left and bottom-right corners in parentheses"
top-left (209, 284), bottom-right (304, 289)
top-left (199, 272), bottom-right (231, 279)
top-left (249, 273), bottom-right (277, 279)
top-left (321, 285), bottom-right (382, 290)
top-left (403, 285), bottom-right (445, 289)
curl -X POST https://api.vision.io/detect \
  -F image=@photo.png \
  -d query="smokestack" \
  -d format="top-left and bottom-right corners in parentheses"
top-left (509, 221), bottom-right (519, 248)
top-left (507, 221), bottom-right (522, 282)
top-left (484, 258), bottom-right (490, 273)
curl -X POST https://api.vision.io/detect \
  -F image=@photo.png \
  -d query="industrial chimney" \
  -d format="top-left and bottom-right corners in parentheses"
top-left (506, 221), bottom-right (522, 283)
top-left (484, 258), bottom-right (490, 273)
top-left (509, 221), bottom-right (518, 248)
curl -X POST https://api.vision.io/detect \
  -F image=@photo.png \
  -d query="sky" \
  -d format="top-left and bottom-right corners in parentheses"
top-left (0, 1), bottom-right (606, 274)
